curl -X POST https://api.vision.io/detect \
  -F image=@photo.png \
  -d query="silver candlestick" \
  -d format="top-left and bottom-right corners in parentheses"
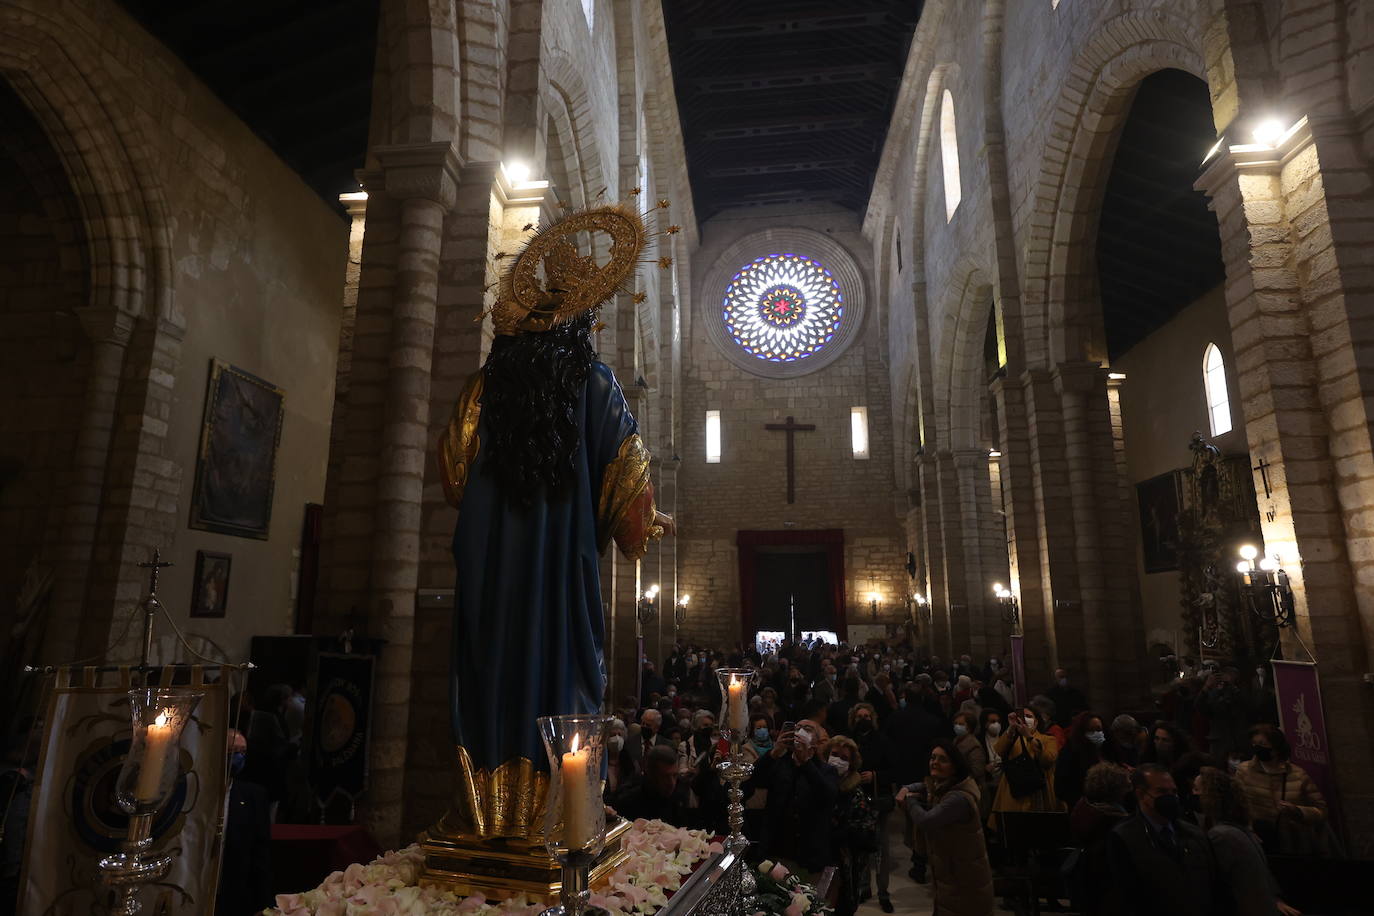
top-left (99, 813), bottom-right (171, 916)
top-left (714, 668), bottom-right (756, 854)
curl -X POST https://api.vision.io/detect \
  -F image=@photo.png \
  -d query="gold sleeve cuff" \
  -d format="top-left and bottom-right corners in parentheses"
top-left (597, 433), bottom-right (658, 558)
top-left (438, 373), bottom-right (484, 509)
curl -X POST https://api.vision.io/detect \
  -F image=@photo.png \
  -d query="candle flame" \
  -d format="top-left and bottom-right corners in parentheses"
top-left (569, 732), bottom-right (581, 754)
top-left (154, 710), bottom-right (170, 728)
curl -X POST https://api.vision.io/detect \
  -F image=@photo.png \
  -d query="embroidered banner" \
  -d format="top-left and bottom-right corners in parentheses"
top-left (1269, 659), bottom-right (1338, 832)
top-left (20, 669), bottom-right (229, 916)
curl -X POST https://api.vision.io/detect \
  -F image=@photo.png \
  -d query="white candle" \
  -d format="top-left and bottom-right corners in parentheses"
top-left (135, 710), bottom-right (173, 803)
top-left (728, 676), bottom-right (748, 734)
top-left (561, 733), bottom-right (594, 849)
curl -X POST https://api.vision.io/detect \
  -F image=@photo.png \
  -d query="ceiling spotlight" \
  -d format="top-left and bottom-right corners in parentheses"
top-left (504, 161), bottom-right (531, 184)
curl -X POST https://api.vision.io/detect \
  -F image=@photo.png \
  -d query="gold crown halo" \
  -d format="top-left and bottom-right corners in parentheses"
top-left (488, 199), bottom-right (675, 336)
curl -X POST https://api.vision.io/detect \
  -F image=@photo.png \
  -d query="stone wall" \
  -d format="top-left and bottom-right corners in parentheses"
top-left (675, 203), bottom-right (908, 652)
top-left (865, 0), bottom-right (1374, 850)
top-left (0, 0), bottom-right (347, 669)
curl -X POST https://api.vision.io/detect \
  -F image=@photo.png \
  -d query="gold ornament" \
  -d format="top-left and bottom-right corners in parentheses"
top-left (490, 202), bottom-right (650, 336)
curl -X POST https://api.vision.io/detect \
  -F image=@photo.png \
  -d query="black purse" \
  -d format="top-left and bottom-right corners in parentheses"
top-left (1003, 735), bottom-right (1045, 799)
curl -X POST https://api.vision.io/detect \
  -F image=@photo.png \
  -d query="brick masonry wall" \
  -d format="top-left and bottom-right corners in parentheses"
top-left (676, 204), bottom-right (908, 650)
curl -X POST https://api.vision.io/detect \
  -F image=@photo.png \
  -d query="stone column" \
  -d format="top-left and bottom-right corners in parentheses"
top-left (990, 375), bottom-right (1050, 672)
top-left (45, 307), bottom-right (136, 661)
top-left (914, 453), bottom-right (949, 654)
top-left (933, 450), bottom-right (966, 659)
top-left (1054, 361), bottom-right (1114, 709)
top-left (363, 141), bottom-right (461, 846)
top-left (1198, 119), bottom-right (1374, 851)
top-left (953, 447), bottom-right (1001, 660)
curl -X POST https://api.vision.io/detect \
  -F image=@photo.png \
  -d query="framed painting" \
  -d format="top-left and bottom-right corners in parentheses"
top-left (190, 360), bottom-right (285, 539)
top-left (1136, 470), bottom-right (1183, 573)
top-left (191, 550), bottom-right (231, 618)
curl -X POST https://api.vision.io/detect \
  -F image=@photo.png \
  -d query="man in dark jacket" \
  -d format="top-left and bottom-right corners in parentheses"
top-left (1046, 668), bottom-right (1089, 729)
top-left (883, 684), bottom-right (949, 884)
top-left (611, 745), bottom-right (706, 829)
top-left (1107, 764), bottom-right (1218, 915)
top-left (216, 729), bottom-right (272, 916)
top-left (751, 723), bottom-right (838, 873)
top-left (851, 703), bottom-right (897, 911)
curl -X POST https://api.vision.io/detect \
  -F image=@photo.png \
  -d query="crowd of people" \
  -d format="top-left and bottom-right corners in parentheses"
top-left (607, 638), bottom-right (1334, 916)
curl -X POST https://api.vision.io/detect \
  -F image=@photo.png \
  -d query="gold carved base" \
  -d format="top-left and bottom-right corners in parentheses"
top-left (418, 817), bottom-right (632, 905)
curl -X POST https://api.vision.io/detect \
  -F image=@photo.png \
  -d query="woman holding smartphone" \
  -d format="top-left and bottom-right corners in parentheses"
top-left (988, 705), bottom-right (1061, 824)
top-left (897, 740), bottom-right (994, 915)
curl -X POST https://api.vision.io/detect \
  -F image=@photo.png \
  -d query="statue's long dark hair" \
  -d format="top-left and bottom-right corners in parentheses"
top-left (481, 312), bottom-right (597, 506)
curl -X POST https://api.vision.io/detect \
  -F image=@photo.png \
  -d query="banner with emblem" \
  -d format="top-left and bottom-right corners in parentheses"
top-left (20, 667), bottom-right (230, 916)
top-left (1270, 659), bottom-right (1338, 834)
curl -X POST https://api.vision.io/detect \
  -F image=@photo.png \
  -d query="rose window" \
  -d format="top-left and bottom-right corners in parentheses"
top-left (721, 253), bottom-right (844, 363)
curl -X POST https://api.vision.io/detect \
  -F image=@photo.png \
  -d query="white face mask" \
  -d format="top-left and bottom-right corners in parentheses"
top-left (986, 722), bottom-right (1003, 737)
top-left (608, 735), bottom-right (625, 753)
top-left (953, 724), bottom-right (969, 737)
top-left (828, 755), bottom-right (850, 776)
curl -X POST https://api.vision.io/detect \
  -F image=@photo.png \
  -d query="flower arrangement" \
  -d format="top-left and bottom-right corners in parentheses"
top-left (266, 820), bottom-right (723, 916)
top-left (749, 860), bottom-right (832, 916)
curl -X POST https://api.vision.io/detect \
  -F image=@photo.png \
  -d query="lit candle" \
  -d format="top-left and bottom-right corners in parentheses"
top-left (135, 710), bottom-right (173, 803)
top-left (561, 732), bottom-right (594, 849)
top-left (728, 675), bottom-right (748, 734)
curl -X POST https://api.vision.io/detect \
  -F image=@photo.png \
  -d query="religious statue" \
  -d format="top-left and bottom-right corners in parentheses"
top-left (434, 202), bottom-right (674, 841)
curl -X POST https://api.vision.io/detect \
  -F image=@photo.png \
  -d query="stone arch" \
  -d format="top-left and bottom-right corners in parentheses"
top-left (1020, 11), bottom-right (1207, 368)
top-left (893, 62), bottom-right (955, 485)
top-left (933, 263), bottom-right (994, 452)
top-left (377, 0), bottom-right (461, 147)
top-left (543, 49), bottom-right (608, 207)
top-left (0, 10), bottom-right (174, 326)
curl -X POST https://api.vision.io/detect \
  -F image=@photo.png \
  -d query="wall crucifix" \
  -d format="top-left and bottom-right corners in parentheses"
top-left (763, 415), bottom-right (816, 504)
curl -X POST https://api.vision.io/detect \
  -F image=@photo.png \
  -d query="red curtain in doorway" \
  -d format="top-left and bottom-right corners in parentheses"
top-left (736, 529), bottom-right (846, 642)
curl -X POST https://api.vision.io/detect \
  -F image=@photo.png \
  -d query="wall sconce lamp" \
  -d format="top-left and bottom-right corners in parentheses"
top-left (1235, 544), bottom-right (1295, 628)
top-left (868, 590), bottom-right (881, 619)
top-left (992, 582), bottom-right (1020, 627)
top-left (912, 592), bottom-right (931, 625)
top-left (637, 584), bottom-right (660, 625)
top-left (674, 593), bottom-right (690, 626)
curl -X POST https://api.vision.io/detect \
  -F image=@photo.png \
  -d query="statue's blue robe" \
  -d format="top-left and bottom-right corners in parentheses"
top-left (450, 362), bottom-right (633, 770)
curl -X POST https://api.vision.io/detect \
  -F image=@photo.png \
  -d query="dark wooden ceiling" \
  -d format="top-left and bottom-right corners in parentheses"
top-left (1096, 68), bottom-right (1226, 359)
top-left (662, 0), bottom-right (923, 222)
top-left (116, 0), bottom-right (379, 214)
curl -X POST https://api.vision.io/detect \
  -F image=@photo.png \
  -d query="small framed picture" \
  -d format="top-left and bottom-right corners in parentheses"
top-left (191, 551), bottom-right (232, 618)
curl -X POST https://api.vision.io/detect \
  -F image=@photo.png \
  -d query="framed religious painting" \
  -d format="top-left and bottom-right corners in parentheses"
top-left (190, 550), bottom-right (231, 618)
top-left (190, 359), bottom-right (285, 539)
top-left (1136, 470), bottom-right (1183, 573)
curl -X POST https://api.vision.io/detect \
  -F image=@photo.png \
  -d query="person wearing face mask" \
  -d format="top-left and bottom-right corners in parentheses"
top-left (1195, 766), bottom-right (1302, 916)
top-left (1056, 710), bottom-right (1108, 810)
top-left (215, 729), bottom-right (273, 916)
top-left (1106, 764), bottom-right (1218, 916)
top-left (977, 708), bottom-right (1005, 820)
top-left (824, 737), bottom-right (878, 916)
top-left (951, 711), bottom-right (986, 800)
top-left (1233, 723), bottom-right (1328, 855)
top-left (989, 705), bottom-right (1060, 825)
top-left (849, 703), bottom-right (896, 911)
top-left (605, 719), bottom-right (636, 794)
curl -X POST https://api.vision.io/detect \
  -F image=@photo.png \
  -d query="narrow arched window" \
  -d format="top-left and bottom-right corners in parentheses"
top-left (1203, 343), bottom-right (1232, 435)
top-left (940, 89), bottom-right (961, 221)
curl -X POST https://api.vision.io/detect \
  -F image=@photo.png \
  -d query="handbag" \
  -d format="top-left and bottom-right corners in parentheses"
top-left (1003, 735), bottom-right (1045, 799)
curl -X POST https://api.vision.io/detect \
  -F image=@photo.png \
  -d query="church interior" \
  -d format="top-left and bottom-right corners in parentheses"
top-left (0, 0), bottom-right (1370, 914)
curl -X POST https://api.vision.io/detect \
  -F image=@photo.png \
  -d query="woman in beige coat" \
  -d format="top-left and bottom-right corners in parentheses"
top-left (898, 740), bottom-right (994, 916)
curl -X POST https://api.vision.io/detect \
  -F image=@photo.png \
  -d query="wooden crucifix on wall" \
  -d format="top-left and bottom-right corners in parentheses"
top-left (764, 415), bottom-right (816, 504)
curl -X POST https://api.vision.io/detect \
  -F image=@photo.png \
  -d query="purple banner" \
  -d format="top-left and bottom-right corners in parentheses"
top-left (1270, 660), bottom-right (1339, 832)
top-left (1010, 634), bottom-right (1027, 707)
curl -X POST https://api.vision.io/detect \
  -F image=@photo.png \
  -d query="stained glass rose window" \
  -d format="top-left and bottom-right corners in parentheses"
top-left (721, 253), bottom-right (844, 363)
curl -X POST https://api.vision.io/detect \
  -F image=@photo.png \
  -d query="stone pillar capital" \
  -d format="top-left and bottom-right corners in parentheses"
top-left (952, 447), bottom-right (993, 467)
top-left (371, 142), bottom-right (464, 210)
top-left (1195, 115), bottom-right (1314, 193)
top-left (75, 306), bottom-right (136, 347)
